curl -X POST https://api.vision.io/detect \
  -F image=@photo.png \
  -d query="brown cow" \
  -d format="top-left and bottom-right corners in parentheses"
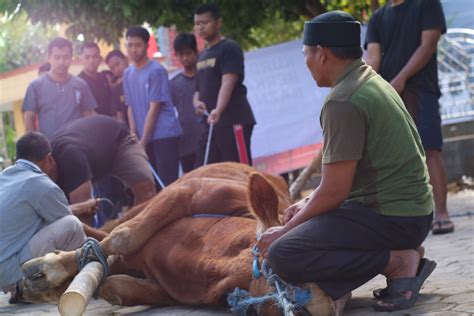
top-left (20, 163), bottom-right (336, 315)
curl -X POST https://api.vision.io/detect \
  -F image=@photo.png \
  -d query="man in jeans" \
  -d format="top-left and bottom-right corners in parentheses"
top-left (123, 26), bottom-right (182, 188)
top-left (365, 0), bottom-right (453, 234)
top-left (0, 133), bottom-right (97, 303)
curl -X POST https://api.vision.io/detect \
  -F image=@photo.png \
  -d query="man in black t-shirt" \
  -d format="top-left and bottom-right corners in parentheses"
top-left (365, 0), bottom-right (453, 235)
top-left (170, 33), bottom-right (204, 173)
top-left (50, 116), bottom-right (155, 209)
top-left (193, 4), bottom-right (256, 167)
top-left (105, 49), bottom-right (129, 126)
top-left (78, 43), bottom-right (113, 117)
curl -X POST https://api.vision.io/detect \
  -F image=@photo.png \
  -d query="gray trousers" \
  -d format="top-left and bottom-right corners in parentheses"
top-left (267, 203), bottom-right (432, 300)
top-left (27, 215), bottom-right (86, 258)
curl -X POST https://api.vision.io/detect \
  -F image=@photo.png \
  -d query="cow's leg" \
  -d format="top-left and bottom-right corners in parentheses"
top-left (101, 179), bottom-right (248, 256)
top-left (22, 178), bottom-right (248, 290)
top-left (99, 275), bottom-right (175, 306)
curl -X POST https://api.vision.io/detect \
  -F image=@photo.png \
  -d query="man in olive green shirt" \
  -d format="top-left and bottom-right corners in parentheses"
top-left (257, 11), bottom-right (435, 314)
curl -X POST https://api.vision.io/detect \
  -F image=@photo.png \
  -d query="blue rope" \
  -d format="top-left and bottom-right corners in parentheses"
top-left (75, 237), bottom-right (109, 298)
top-left (228, 248), bottom-right (312, 316)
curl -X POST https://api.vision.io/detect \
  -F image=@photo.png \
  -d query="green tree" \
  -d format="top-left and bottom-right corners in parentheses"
top-left (0, 12), bottom-right (58, 72)
top-left (0, 0), bottom-right (384, 52)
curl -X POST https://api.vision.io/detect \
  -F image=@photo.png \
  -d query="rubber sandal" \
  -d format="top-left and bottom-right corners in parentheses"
top-left (431, 220), bottom-right (455, 235)
top-left (373, 258), bottom-right (437, 312)
top-left (373, 255), bottom-right (427, 300)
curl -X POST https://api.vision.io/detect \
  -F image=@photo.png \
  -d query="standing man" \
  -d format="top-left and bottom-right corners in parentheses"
top-left (170, 33), bottom-right (204, 172)
top-left (257, 11), bottom-right (435, 314)
top-left (23, 37), bottom-right (97, 140)
top-left (105, 49), bottom-right (129, 125)
top-left (365, 0), bottom-right (453, 234)
top-left (123, 26), bottom-right (182, 187)
top-left (193, 4), bottom-right (256, 167)
top-left (78, 42), bottom-right (113, 117)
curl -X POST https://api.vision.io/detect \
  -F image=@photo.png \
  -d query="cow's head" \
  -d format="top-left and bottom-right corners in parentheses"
top-left (245, 173), bottom-right (336, 316)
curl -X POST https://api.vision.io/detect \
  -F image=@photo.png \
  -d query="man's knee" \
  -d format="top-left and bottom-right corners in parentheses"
top-left (131, 180), bottom-right (156, 205)
top-left (59, 215), bottom-right (86, 248)
top-left (267, 239), bottom-right (297, 280)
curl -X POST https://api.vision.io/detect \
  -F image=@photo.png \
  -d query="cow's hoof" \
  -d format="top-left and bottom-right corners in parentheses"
top-left (22, 252), bottom-right (73, 291)
top-left (303, 282), bottom-right (337, 316)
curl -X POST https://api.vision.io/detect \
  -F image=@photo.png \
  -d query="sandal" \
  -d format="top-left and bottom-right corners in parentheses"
top-left (373, 258), bottom-right (437, 312)
top-left (431, 220), bottom-right (455, 235)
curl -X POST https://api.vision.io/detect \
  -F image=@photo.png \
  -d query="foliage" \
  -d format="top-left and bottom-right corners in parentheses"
top-left (0, 12), bottom-right (58, 72)
top-left (1, 112), bottom-right (16, 160)
top-left (0, 0), bottom-right (384, 53)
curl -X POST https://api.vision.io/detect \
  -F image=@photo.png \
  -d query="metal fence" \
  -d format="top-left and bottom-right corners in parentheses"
top-left (438, 28), bottom-right (474, 120)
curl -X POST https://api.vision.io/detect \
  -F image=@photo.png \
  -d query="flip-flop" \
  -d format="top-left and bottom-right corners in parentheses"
top-left (373, 258), bottom-right (437, 312)
top-left (431, 220), bottom-right (455, 235)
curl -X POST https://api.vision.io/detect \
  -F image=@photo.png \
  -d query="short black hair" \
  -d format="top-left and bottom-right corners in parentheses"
top-left (80, 42), bottom-right (100, 54)
top-left (195, 4), bottom-right (220, 20)
top-left (38, 62), bottom-right (51, 74)
top-left (105, 49), bottom-right (126, 63)
top-left (47, 37), bottom-right (73, 57)
top-left (327, 46), bottom-right (363, 60)
top-left (126, 26), bottom-right (150, 44)
top-left (174, 33), bottom-right (197, 53)
top-left (16, 132), bottom-right (51, 162)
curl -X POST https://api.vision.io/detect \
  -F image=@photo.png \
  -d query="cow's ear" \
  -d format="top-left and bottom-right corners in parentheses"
top-left (248, 173), bottom-right (279, 229)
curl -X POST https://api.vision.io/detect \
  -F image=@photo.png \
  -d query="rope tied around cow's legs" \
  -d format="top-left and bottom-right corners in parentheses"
top-left (75, 237), bottom-right (109, 298)
top-left (228, 246), bottom-right (312, 316)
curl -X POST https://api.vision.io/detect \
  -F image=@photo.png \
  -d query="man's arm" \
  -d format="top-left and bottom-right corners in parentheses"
top-left (69, 198), bottom-right (99, 217)
top-left (69, 181), bottom-right (93, 204)
top-left (193, 91), bottom-right (206, 116)
top-left (139, 101), bottom-right (161, 148)
top-left (257, 160), bottom-right (357, 255)
top-left (366, 43), bottom-right (382, 73)
top-left (24, 111), bottom-right (37, 132)
top-left (208, 73), bottom-right (239, 124)
top-left (81, 110), bottom-right (96, 117)
top-left (127, 106), bottom-right (138, 136)
top-left (390, 29), bottom-right (442, 93)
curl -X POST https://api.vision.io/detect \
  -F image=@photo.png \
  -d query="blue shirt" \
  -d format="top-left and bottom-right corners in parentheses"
top-left (22, 74), bottom-right (97, 140)
top-left (123, 61), bottom-right (182, 141)
top-left (0, 159), bottom-right (72, 288)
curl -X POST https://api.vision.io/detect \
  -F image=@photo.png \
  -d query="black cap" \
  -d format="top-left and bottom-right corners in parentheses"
top-left (303, 11), bottom-right (361, 47)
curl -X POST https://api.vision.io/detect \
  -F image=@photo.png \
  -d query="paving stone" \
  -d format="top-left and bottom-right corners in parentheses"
top-left (0, 191), bottom-right (472, 315)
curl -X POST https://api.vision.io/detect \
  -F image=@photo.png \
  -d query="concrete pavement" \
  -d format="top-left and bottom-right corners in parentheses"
top-left (1, 190), bottom-right (472, 315)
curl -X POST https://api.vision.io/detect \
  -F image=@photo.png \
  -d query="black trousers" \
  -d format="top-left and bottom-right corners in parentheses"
top-left (146, 137), bottom-right (180, 189)
top-left (195, 124), bottom-right (254, 168)
top-left (267, 202), bottom-right (432, 300)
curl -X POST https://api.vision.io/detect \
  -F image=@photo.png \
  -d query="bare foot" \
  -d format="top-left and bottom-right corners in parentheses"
top-left (334, 292), bottom-right (351, 316)
top-left (416, 246), bottom-right (425, 259)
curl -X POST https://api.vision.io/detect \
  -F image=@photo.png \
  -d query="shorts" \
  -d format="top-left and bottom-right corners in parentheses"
top-left (111, 135), bottom-right (154, 185)
top-left (401, 89), bottom-right (443, 151)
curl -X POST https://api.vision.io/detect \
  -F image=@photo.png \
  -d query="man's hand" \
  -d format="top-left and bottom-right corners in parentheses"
top-left (255, 225), bottom-right (290, 257)
top-left (207, 108), bottom-right (221, 124)
top-left (390, 75), bottom-right (407, 94)
top-left (138, 138), bottom-right (147, 149)
top-left (130, 133), bottom-right (139, 142)
top-left (283, 199), bottom-right (307, 224)
top-left (71, 198), bottom-right (100, 217)
top-left (194, 101), bottom-right (206, 116)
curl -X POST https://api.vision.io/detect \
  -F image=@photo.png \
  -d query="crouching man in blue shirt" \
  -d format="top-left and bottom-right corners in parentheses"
top-left (0, 133), bottom-right (99, 304)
